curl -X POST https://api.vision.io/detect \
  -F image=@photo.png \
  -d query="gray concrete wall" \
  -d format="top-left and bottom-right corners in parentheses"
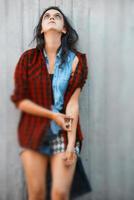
top-left (0, 0), bottom-right (134, 199)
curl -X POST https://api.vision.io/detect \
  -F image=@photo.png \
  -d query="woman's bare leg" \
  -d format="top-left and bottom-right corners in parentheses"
top-left (20, 149), bottom-right (49, 200)
top-left (50, 152), bottom-right (77, 200)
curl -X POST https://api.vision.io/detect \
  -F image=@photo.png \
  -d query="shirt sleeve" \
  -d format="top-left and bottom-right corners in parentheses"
top-left (10, 51), bottom-right (29, 107)
top-left (78, 54), bottom-right (88, 91)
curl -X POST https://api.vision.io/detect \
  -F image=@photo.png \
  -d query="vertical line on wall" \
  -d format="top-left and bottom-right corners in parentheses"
top-left (20, 0), bottom-right (24, 51)
top-left (71, 0), bottom-right (73, 21)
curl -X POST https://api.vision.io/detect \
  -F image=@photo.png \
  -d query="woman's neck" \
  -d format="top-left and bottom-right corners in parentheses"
top-left (44, 31), bottom-right (62, 56)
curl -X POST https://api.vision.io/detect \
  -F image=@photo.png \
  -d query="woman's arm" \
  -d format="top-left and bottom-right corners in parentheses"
top-left (65, 87), bottom-right (81, 151)
top-left (62, 88), bottom-right (80, 166)
top-left (63, 53), bottom-right (88, 165)
top-left (17, 99), bottom-right (55, 119)
top-left (17, 99), bottom-right (71, 131)
top-left (65, 56), bottom-right (81, 151)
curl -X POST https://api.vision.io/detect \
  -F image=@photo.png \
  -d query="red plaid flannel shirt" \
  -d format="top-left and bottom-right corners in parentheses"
top-left (11, 48), bottom-right (88, 150)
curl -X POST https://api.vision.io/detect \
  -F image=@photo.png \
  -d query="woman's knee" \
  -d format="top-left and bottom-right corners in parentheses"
top-left (51, 187), bottom-right (69, 200)
top-left (28, 184), bottom-right (46, 200)
top-left (25, 175), bottom-right (47, 200)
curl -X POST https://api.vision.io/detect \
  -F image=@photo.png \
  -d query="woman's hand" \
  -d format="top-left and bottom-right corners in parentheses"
top-left (62, 149), bottom-right (77, 167)
top-left (52, 112), bottom-right (73, 132)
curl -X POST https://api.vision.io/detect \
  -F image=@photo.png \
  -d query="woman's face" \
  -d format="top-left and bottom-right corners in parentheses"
top-left (41, 9), bottom-right (66, 34)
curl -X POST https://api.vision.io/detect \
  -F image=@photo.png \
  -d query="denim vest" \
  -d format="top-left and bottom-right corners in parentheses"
top-left (43, 48), bottom-right (76, 135)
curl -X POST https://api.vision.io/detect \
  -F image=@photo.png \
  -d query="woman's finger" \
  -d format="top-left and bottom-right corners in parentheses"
top-left (64, 158), bottom-right (75, 167)
top-left (62, 152), bottom-right (68, 160)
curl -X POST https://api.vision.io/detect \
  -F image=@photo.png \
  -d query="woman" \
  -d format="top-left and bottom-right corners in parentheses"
top-left (11, 6), bottom-right (88, 200)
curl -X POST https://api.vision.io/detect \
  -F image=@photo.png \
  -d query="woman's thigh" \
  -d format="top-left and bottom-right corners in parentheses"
top-left (50, 152), bottom-right (77, 194)
top-left (20, 149), bottom-right (49, 197)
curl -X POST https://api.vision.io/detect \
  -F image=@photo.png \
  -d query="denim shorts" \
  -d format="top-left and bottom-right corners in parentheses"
top-left (18, 127), bottom-right (80, 156)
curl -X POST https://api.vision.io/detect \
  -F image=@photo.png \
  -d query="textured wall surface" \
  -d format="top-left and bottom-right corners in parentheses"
top-left (0, 0), bottom-right (134, 200)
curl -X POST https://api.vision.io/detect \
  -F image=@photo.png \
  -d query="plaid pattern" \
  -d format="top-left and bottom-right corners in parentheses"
top-left (38, 128), bottom-right (80, 156)
top-left (11, 47), bottom-right (88, 150)
top-left (50, 135), bottom-right (80, 155)
top-left (19, 135), bottom-right (80, 156)
top-left (38, 134), bottom-right (80, 156)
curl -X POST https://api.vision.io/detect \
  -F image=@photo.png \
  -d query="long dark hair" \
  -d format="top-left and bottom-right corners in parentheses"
top-left (31, 6), bottom-right (79, 67)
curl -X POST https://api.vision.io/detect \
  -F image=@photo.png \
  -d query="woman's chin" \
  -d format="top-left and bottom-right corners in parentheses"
top-left (45, 28), bottom-right (62, 34)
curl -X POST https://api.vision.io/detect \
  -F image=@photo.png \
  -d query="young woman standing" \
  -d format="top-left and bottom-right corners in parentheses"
top-left (11, 6), bottom-right (88, 200)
